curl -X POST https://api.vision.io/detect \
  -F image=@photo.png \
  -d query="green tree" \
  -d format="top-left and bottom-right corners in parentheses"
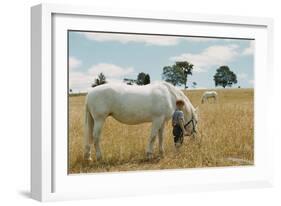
top-left (162, 65), bottom-right (185, 86)
top-left (123, 78), bottom-right (137, 85)
top-left (136, 72), bottom-right (150, 85)
top-left (144, 74), bottom-right (150, 85)
top-left (192, 82), bottom-right (197, 88)
top-left (137, 72), bottom-right (146, 85)
top-left (92, 72), bottom-right (107, 87)
top-left (213, 66), bottom-right (237, 88)
top-left (162, 61), bottom-right (194, 88)
top-left (175, 61), bottom-right (194, 89)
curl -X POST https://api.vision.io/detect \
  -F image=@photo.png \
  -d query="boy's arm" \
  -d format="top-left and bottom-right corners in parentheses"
top-left (179, 119), bottom-right (187, 135)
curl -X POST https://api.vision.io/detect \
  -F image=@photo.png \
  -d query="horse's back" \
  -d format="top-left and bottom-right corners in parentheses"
top-left (86, 83), bottom-right (174, 124)
top-left (203, 91), bottom-right (217, 96)
top-left (86, 83), bottom-right (164, 103)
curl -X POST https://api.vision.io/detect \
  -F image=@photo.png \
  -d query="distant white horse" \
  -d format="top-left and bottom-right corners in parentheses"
top-left (84, 82), bottom-right (198, 161)
top-left (201, 91), bottom-right (218, 104)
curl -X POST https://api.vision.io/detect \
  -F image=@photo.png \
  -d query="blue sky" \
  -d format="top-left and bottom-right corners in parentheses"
top-left (68, 31), bottom-right (254, 92)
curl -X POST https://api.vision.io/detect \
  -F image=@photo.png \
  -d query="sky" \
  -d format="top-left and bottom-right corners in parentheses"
top-left (68, 31), bottom-right (254, 92)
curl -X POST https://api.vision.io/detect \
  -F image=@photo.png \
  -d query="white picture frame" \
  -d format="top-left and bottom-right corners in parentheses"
top-left (31, 3), bottom-right (274, 202)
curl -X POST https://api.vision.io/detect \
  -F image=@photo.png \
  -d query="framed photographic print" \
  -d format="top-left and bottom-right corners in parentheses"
top-left (31, 3), bottom-right (274, 201)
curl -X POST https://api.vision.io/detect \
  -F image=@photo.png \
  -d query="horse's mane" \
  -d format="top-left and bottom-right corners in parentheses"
top-left (161, 81), bottom-right (195, 111)
top-left (161, 82), bottom-right (185, 100)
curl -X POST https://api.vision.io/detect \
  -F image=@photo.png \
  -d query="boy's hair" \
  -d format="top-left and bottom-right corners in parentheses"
top-left (176, 99), bottom-right (185, 106)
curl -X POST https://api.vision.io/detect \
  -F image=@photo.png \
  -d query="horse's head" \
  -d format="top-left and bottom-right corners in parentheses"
top-left (182, 99), bottom-right (199, 137)
top-left (174, 100), bottom-right (199, 148)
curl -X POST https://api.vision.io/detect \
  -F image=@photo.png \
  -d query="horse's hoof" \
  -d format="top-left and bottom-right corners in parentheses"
top-left (83, 157), bottom-right (92, 167)
top-left (175, 142), bottom-right (182, 148)
top-left (146, 152), bottom-right (153, 160)
top-left (96, 156), bottom-right (102, 162)
top-left (84, 153), bottom-right (92, 162)
top-left (159, 151), bottom-right (164, 158)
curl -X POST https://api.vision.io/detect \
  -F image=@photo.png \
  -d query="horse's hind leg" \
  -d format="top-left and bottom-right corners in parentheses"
top-left (84, 106), bottom-right (94, 161)
top-left (146, 117), bottom-right (164, 159)
top-left (93, 117), bottom-right (105, 161)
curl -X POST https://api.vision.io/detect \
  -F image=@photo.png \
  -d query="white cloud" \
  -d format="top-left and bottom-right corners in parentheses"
top-left (69, 71), bottom-right (92, 92)
top-left (249, 79), bottom-right (254, 85)
top-left (83, 32), bottom-right (180, 46)
top-left (185, 37), bottom-right (216, 42)
top-left (81, 32), bottom-right (223, 46)
top-left (242, 41), bottom-right (255, 55)
top-left (237, 73), bottom-right (248, 80)
top-left (88, 63), bottom-right (134, 78)
top-left (69, 56), bottom-right (82, 70)
top-left (69, 63), bottom-right (135, 92)
top-left (193, 67), bottom-right (208, 73)
top-left (170, 44), bottom-right (239, 72)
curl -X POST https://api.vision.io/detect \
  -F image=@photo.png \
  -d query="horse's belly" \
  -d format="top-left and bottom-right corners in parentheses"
top-left (111, 112), bottom-right (152, 125)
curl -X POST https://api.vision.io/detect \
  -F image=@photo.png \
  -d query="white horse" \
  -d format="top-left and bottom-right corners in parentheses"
top-left (201, 91), bottom-right (218, 104)
top-left (84, 82), bottom-right (198, 161)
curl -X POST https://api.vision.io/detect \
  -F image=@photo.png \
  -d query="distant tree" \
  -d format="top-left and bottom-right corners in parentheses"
top-left (144, 74), bottom-right (150, 85)
top-left (136, 72), bottom-right (146, 85)
top-left (136, 72), bottom-right (150, 85)
top-left (162, 61), bottom-right (194, 88)
top-left (92, 72), bottom-right (107, 87)
top-left (162, 65), bottom-right (185, 86)
top-left (192, 82), bottom-right (197, 88)
top-left (213, 66), bottom-right (237, 88)
top-left (123, 78), bottom-right (137, 85)
top-left (175, 61), bottom-right (194, 89)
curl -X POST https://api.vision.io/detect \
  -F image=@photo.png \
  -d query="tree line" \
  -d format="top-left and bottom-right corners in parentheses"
top-left (90, 72), bottom-right (151, 88)
top-left (69, 62), bottom-right (238, 92)
top-left (162, 62), bottom-right (237, 89)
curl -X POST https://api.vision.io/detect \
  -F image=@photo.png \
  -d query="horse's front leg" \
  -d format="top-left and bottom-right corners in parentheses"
top-left (146, 117), bottom-right (164, 159)
top-left (158, 123), bottom-right (165, 157)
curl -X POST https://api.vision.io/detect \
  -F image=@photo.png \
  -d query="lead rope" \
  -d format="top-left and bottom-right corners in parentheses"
top-left (184, 117), bottom-right (196, 133)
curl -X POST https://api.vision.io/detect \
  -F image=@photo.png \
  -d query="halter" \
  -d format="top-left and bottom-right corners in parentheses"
top-left (184, 114), bottom-right (197, 134)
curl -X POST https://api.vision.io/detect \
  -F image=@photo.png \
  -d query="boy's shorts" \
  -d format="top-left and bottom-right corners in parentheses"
top-left (173, 125), bottom-right (183, 145)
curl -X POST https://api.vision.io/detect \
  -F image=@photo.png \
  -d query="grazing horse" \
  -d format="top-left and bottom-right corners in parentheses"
top-left (201, 91), bottom-right (218, 104)
top-left (84, 82), bottom-right (198, 161)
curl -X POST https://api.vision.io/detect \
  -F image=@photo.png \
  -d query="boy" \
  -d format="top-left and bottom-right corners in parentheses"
top-left (172, 100), bottom-right (188, 147)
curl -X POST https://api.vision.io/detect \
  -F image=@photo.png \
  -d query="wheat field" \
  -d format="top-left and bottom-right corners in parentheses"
top-left (68, 88), bottom-right (254, 174)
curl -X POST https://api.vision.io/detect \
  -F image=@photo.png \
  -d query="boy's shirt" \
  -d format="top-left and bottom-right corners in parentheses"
top-left (172, 109), bottom-right (184, 126)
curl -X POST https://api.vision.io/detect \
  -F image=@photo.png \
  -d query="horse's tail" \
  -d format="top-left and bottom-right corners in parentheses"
top-left (83, 98), bottom-right (94, 160)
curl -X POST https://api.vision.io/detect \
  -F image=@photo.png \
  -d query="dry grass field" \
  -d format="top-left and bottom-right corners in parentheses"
top-left (68, 88), bottom-right (254, 174)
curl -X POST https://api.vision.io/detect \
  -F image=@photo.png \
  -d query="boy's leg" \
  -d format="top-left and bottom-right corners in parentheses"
top-left (174, 135), bottom-right (179, 145)
top-left (173, 126), bottom-right (181, 141)
top-left (179, 133), bottom-right (184, 144)
top-left (173, 125), bottom-right (184, 147)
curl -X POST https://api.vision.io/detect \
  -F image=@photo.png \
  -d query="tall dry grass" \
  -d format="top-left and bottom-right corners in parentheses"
top-left (68, 88), bottom-right (254, 174)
